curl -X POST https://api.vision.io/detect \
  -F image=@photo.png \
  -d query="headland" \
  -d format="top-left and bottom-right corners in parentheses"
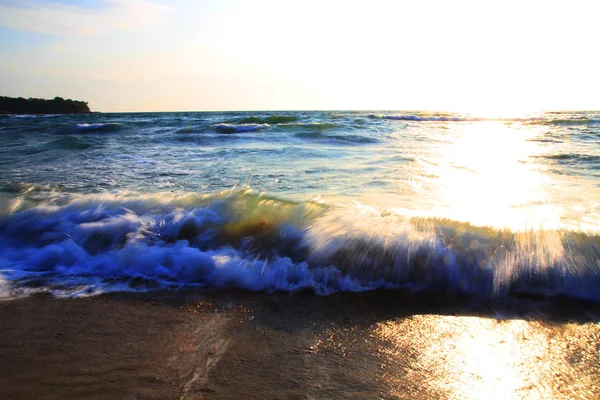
top-left (0, 96), bottom-right (91, 114)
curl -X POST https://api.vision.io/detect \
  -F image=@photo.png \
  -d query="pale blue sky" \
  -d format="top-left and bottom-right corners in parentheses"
top-left (1, 0), bottom-right (599, 113)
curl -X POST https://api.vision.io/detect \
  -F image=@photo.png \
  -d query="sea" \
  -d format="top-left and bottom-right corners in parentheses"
top-left (1, 110), bottom-right (600, 302)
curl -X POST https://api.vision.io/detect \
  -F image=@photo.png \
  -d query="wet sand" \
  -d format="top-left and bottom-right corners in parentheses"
top-left (1, 291), bottom-right (599, 399)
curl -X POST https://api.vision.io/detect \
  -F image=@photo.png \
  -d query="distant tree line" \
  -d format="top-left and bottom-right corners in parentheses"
top-left (0, 96), bottom-right (91, 114)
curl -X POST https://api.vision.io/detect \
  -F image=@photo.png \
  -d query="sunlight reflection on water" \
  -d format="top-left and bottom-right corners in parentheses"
top-left (422, 122), bottom-right (553, 229)
top-left (398, 121), bottom-right (600, 232)
top-left (374, 314), bottom-right (600, 399)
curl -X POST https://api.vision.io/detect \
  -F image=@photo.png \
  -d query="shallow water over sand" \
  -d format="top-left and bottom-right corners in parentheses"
top-left (1, 292), bottom-right (598, 399)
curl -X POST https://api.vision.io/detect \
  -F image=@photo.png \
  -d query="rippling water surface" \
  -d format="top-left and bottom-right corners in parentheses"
top-left (1, 110), bottom-right (600, 300)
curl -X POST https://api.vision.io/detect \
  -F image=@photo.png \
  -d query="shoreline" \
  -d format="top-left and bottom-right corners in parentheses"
top-left (1, 290), bottom-right (599, 399)
top-left (0, 111), bottom-right (95, 115)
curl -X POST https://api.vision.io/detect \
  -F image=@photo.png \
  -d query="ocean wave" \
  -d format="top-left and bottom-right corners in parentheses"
top-left (0, 182), bottom-right (62, 195)
top-left (1, 189), bottom-right (600, 301)
top-left (369, 114), bottom-right (467, 122)
top-left (76, 123), bottom-right (122, 132)
top-left (282, 122), bottom-right (341, 130)
top-left (176, 127), bottom-right (209, 134)
top-left (539, 153), bottom-right (600, 165)
top-left (533, 118), bottom-right (600, 126)
top-left (49, 136), bottom-right (93, 150)
top-left (237, 115), bottom-right (299, 124)
top-left (367, 114), bottom-right (600, 126)
top-left (294, 131), bottom-right (379, 144)
top-left (9, 114), bottom-right (43, 119)
top-left (7, 113), bottom-right (62, 119)
top-left (214, 123), bottom-right (269, 133)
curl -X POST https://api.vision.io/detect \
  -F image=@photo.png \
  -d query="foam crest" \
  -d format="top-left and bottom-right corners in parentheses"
top-left (302, 205), bottom-right (600, 299)
top-left (213, 123), bottom-right (269, 133)
top-left (76, 123), bottom-right (122, 131)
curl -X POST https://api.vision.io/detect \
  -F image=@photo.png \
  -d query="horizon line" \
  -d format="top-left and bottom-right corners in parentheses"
top-left (96, 108), bottom-right (600, 114)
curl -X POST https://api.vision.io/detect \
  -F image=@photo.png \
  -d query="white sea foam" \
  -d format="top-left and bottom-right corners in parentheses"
top-left (1, 190), bottom-right (599, 301)
top-left (213, 123), bottom-right (269, 133)
top-left (76, 123), bottom-right (121, 131)
top-left (10, 114), bottom-right (38, 119)
top-left (0, 275), bottom-right (9, 300)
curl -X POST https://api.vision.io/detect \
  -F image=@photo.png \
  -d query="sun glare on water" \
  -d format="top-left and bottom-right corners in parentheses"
top-left (375, 314), bottom-right (597, 399)
top-left (418, 120), bottom-right (558, 230)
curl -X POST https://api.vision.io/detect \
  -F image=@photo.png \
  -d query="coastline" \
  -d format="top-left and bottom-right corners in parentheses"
top-left (0, 96), bottom-right (91, 114)
top-left (0, 111), bottom-right (94, 115)
top-left (1, 290), bottom-right (599, 399)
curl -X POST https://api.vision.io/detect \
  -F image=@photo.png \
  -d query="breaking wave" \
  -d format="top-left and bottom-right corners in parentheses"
top-left (1, 189), bottom-right (599, 301)
top-left (214, 123), bottom-right (269, 133)
top-left (76, 123), bottom-right (122, 132)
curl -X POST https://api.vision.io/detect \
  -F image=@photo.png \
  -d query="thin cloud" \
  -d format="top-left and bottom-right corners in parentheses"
top-left (0, 0), bottom-right (167, 36)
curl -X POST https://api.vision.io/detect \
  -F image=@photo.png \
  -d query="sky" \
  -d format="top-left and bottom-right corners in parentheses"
top-left (0, 0), bottom-right (599, 114)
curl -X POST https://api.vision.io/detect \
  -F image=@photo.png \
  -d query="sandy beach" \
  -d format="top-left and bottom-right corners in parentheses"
top-left (1, 291), bottom-right (599, 399)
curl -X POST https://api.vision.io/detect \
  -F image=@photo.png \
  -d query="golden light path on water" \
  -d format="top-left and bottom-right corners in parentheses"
top-left (402, 119), bottom-right (600, 232)
top-left (374, 314), bottom-right (600, 399)
top-left (425, 121), bottom-right (549, 230)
